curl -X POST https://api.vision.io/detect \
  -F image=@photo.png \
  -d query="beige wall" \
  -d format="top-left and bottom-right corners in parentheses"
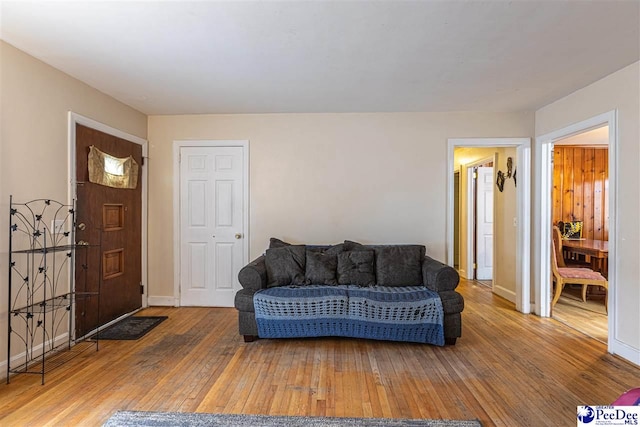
top-left (494, 147), bottom-right (517, 296)
top-left (0, 41), bottom-right (147, 361)
top-left (148, 112), bottom-right (533, 299)
top-left (535, 61), bottom-right (640, 355)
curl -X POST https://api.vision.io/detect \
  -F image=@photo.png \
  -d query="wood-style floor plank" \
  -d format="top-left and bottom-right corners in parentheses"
top-left (1, 279), bottom-right (638, 427)
top-left (553, 285), bottom-right (608, 343)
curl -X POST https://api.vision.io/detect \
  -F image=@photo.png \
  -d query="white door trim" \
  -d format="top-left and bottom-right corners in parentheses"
top-left (67, 112), bottom-right (149, 309)
top-left (535, 110), bottom-right (621, 358)
top-left (172, 140), bottom-right (250, 306)
top-left (447, 138), bottom-right (531, 313)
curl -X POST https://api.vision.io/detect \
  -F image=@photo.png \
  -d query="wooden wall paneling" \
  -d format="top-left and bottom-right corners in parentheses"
top-left (573, 148), bottom-right (584, 227)
top-left (552, 146), bottom-right (608, 242)
top-left (552, 149), bottom-right (563, 225)
top-left (583, 149), bottom-right (595, 239)
top-left (593, 150), bottom-right (604, 240)
top-left (562, 147), bottom-right (574, 223)
top-left (603, 149), bottom-right (609, 241)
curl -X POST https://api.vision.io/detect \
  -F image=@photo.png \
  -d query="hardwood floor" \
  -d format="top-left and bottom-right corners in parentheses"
top-left (1, 279), bottom-right (638, 426)
top-left (553, 285), bottom-right (608, 343)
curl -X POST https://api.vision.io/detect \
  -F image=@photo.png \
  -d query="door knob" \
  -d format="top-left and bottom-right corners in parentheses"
top-left (77, 222), bottom-right (86, 231)
top-left (235, 233), bottom-right (243, 239)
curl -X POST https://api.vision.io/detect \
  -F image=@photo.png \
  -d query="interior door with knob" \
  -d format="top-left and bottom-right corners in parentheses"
top-left (179, 145), bottom-right (246, 306)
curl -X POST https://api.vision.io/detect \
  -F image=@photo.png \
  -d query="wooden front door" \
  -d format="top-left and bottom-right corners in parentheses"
top-left (75, 124), bottom-right (143, 337)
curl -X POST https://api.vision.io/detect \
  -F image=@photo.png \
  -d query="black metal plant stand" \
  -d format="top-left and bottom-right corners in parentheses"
top-left (6, 196), bottom-right (100, 385)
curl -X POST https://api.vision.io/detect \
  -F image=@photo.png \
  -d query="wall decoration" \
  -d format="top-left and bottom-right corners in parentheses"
top-left (496, 170), bottom-right (505, 192)
top-left (506, 157), bottom-right (513, 178)
top-left (88, 145), bottom-right (139, 189)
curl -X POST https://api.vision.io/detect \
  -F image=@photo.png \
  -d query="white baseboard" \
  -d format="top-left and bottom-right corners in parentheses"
top-left (147, 296), bottom-right (177, 306)
top-left (493, 285), bottom-right (516, 304)
top-left (611, 339), bottom-right (640, 366)
top-left (0, 332), bottom-right (69, 381)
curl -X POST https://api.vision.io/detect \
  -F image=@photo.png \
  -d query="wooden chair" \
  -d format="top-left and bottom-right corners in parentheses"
top-left (551, 236), bottom-right (608, 312)
top-left (553, 225), bottom-right (590, 268)
top-left (552, 226), bottom-right (567, 268)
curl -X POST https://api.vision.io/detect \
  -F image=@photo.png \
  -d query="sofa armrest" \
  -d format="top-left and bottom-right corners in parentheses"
top-left (422, 256), bottom-right (459, 292)
top-left (238, 255), bottom-right (268, 291)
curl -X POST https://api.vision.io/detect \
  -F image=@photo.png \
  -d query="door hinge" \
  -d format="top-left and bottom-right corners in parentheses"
top-left (140, 283), bottom-right (144, 295)
top-left (141, 157), bottom-right (145, 166)
top-left (473, 263), bottom-right (477, 269)
top-left (473, 171), bottom-right (478, 179)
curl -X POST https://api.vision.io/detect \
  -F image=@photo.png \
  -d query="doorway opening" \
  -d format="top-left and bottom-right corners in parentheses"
top-left (550, 125), bottom-right (609, 343)
top-left (537, 112), bottom-right (619, 355)
top-left (447, 138), bottom-right (531, 313)
top-left (67, 112), bottom-right (148, 338)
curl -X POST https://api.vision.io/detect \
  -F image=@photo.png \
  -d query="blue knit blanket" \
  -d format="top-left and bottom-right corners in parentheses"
top-left (254, 285), bottom-right (444, 345)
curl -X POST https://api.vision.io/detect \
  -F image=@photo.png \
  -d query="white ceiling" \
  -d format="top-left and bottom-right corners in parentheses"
top-left (1, 1), bottom-right (638, 115)
top-left (555, 125), bottom-right (609, 146)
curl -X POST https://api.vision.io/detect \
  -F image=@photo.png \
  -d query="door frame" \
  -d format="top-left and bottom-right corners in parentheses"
top-left (464, 156), bottom-right (496, 284)
top-left (67, 112), bottom-right (149, 324)
top-left (447, 138), bottom-right (531, 313)
top-left (535, 110), bottom-right (618, 354)
top-left (172, 140), bottom-right (250, 306)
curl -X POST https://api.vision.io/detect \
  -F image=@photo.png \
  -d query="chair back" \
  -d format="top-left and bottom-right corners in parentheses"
top-left (550, 239), bottom-right (560, 276)
top-left (552, 226), bottom-right (566, 268)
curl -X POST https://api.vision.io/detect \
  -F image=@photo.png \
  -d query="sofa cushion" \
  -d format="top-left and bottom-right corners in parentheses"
top-left (305, 250), bottom-right (339, 285)
top-left (374, 245), bottom-right (425, 286)
top-left (265, 245), bottom-right (306, 287)
top-left (337, 250), bottom-right (375, 286)
top-left (307, 243), bottom-right (345, 256)
top-left (269, 237), bottom-right (291, 248)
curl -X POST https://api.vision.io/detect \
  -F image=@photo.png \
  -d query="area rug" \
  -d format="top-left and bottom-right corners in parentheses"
top-left (97, 316), bottom-right (167, 340)
top-left (103, 411), bottom-right (482, 426)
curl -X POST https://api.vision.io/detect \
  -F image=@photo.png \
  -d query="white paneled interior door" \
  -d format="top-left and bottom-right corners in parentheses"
top-left (179, 146), bottom-right (245, 306)
top-left (475, 166), bottom-right (494, 280)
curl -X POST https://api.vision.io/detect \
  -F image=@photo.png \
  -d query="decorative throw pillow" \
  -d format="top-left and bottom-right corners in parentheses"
top-left (375, 245), bottom-right (425, 286)
top-left (343, 240), bottom-right (367, 251)
top-left (337, 250), bottom-right (375, 286)
top-left (269, 237), bottom-right (291, 249)
top-left (324, 243), bottom-right (345, 256)
top-left (307, 243), bottom-right (345, 256)
top-left (265, 245), bottom-right (306, 287)
top-left (305, 250), bottom-right (338, 285)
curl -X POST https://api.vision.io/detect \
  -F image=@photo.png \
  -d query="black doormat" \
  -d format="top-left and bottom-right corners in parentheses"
top-left (97, 316), bottom-right (167, 340)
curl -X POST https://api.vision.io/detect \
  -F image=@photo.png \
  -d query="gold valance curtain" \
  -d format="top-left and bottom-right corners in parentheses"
top-left (88, 145), bottom-right (139, 189)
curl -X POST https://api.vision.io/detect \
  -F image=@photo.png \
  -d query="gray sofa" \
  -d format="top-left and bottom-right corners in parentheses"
top-left (234, 239), bottom-right (464, 345)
